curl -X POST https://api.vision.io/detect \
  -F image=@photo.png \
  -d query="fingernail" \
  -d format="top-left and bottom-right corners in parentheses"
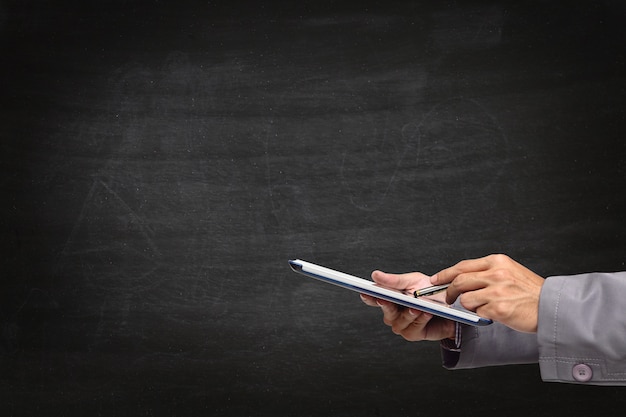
top-left (408, 309), bottom-right (417, 316)
top-left (430, 274), bottom-right (439, 284)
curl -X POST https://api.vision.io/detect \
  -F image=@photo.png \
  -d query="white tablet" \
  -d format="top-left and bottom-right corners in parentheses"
top-left (289, 259), bottom-right (492, 326)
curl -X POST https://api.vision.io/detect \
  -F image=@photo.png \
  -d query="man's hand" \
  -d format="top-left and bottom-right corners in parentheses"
top-left (360, 270), bottom-right (456, 341)
top-left (432, 254), bottom-right (544, 333)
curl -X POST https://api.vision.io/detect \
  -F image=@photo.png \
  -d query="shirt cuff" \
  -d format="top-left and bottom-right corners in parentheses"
top-left (440, 322), bottom-right (462, 368)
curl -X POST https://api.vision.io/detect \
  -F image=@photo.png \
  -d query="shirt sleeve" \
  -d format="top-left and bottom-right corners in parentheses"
top-left (444, 322), bottom-right (539, 369)
top-left (441, 271), bottom-right (626, 386)
top-left (537, 272), bottom-right (626, 385)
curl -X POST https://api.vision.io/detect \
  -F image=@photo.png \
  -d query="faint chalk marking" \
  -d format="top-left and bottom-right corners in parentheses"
top-left (339, 120), bottom-right (421, 212)
top-left (339, 98), bottom-right (509, 212)
top-left (60, 177), bottom-right (161, 260)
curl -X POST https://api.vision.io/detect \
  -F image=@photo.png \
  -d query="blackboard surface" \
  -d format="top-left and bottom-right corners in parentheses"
top-left (2, 1), bottom-right (625, 416)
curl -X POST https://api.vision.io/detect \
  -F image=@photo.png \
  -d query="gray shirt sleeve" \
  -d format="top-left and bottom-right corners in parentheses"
top-left (537, 272), bottom-right (626, 385)
top-left (445, 272), bottom-right (626, 385)
top-left (449, 322), bottom-right (539, 369)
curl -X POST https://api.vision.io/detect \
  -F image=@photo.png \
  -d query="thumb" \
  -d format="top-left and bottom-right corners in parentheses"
top-left (371, 270), bottom-right (424, 290)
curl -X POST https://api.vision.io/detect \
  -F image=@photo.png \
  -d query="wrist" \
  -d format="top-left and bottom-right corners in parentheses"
top-left (440, 322), bottom-right (462, 352)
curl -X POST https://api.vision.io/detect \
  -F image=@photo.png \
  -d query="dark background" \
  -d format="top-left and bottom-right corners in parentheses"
top-left (2, 1), bottom-right (625, 416)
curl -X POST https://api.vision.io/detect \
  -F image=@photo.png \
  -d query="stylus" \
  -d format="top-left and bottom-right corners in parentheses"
top-left (413, 284), bottom-right (450, 297)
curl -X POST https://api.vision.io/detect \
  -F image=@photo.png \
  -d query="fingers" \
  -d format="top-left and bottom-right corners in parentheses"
top-left (377, 299), bottom-right (403, 325)
top-left (359, 294), bottom-right (403, 321)
top-left (403, 310), bottom-right (437, 340)
top-left (431, 255), bottom-right (496, 285)
top-left (452, 285), bottom-right (488, 312)
top-left (360, 295), bottom-right (454, 341)
top-left (378, 299), bottom-right (433, 340)
top-left (430, 254), bottom-right (545, 332)
top-left (431, 254), bottom-right (514, 304)
top-left (360, 294), bottom-right (427, 336)
top-left (359, 293), bottom-right (380, 307)
top-left (444, 271), bottom-right (490, 305)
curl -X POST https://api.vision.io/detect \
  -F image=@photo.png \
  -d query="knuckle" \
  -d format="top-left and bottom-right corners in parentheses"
top-left (493, 268), bottom-right (509, 280)
top-left (489, 286), bottom-right (505, 299)
top-left (490, 253), bottom-right (510, 264)
top-left (457, 259), bottom-right (473, 270)
top-left (491, 302), bottom-right (511, 320)
top-left (451, 275), bottom-right (465, 289)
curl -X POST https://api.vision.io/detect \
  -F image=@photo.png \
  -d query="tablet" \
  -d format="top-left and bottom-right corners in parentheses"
top-left (289, 259), bottom-right (492, 326)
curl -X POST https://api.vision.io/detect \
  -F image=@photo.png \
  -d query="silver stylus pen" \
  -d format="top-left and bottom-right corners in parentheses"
top-left (413, 284), bottom-right (450, 297)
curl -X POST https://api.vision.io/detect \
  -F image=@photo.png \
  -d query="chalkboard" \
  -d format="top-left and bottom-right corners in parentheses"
top-left (2, 1), bottom-right (625, 416)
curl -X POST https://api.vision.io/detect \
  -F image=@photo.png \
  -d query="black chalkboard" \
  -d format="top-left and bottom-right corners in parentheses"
top-left (2, 1), bottom-right (625, 416)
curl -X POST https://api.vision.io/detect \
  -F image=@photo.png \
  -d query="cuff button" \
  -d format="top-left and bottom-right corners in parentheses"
top-left (572, 364), bottom-right (593, 382)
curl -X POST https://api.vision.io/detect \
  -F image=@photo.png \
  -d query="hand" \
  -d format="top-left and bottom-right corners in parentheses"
top-left (431, 254), bottom-right (545, 333)
top-left (360, 270), bottom-right (456, 341)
